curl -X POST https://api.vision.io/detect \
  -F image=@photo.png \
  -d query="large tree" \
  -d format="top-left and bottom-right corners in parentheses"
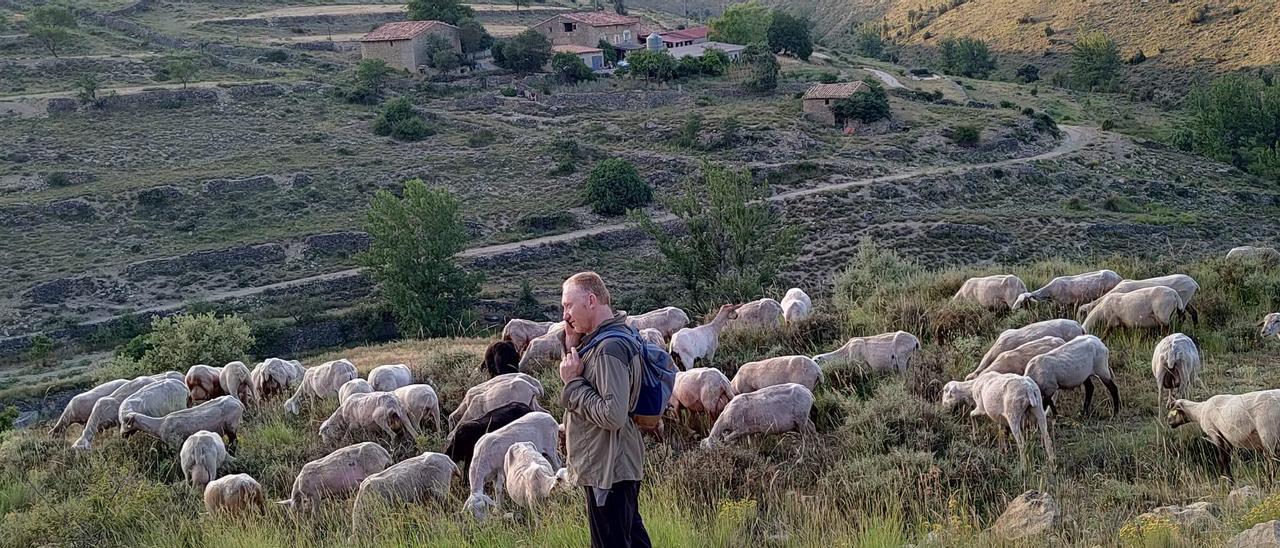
top-left (28, 6), bottom-right (77, 58)
top-left (735, 43), bottom-right (779, 91)
top-left (767, 11), bottom-right (812, 61)
top-left (1180, 74), bottom-right (1280, 181)
top-left (939, 36), bottom-right (996, 79)
top-left (493, 29), bottom-right (552, 73)
top-left (1070, 30), bottom-right (1121, 91)
top-left (708, 0), bottom-right (771, 45)
top-left (458, 19), bottom-right (493, 55)
top-left (406, 0), bottom-right (475, 25)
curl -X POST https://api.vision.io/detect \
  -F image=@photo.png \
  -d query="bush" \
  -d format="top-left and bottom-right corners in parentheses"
top-left (1184, 4), bottom-right (1209, 24)
top-left (1015, 63), bottom-right (1040, 83)
top-left (493, 30), bottom-right (552, 72)
top-left (998, 100), bottom-right (1016, 109)
top-left (949, 124), bottom-right (981, 146)
top-left (735, 44), bottom-right (779, 91)
top-left (551, 52), bottom-right (595, 84)
top-left (672, 113), bottom-right (703, 149)
top-left (1102, 193), bottom-right (1142, 213)
top-left (625, 50), bottom-right (677, 81)
top-left (341, 59), bottom-right (393, 104)
top-left (1101, 118), bottom-right (1115, 131)
top-left (819, 72), bottom-right (839, 84)
top-left (939, 36), bottom-right (996, 79)
top-left (852, 23), bottom-right (884, 59)
top-left (1070, 31), bottom-right (1121, 91)
top-left (1127, 49), bottom-right (1147, 65)
top-left (44, 172), bottom-right (73, 187)
top-left (0, 406), bottom-right (16, 433)
top-left (137, 313), bottom-right (253, 374)
top-left (466, 129), bottom-right (496, 148)
top-left (261, 49), bottom-right (288, 63)
top-left (516, 211), bottom-right (577, 232)
top-left (1181, 74), bottom-right (1280, 182)
top-left (767, 11), bottom-right (812, 60)
top-left (832, 79), bottom-right (891, 123)
top-left (499, 86), bottom-right (517, 97)
top-left (372, 97), bottom-right (434, 142)
top-left (584, 159), bottom-right (651, 216)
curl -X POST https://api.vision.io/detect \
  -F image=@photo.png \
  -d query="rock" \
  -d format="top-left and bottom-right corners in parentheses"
top-left (1230, 486), bottom-right (1264, 508)
top-left (1138, 502), bottom-right (1221, 530)
top-left (988, 490), bottom-right (1060, 539)
top-left (202, 175), bottom-right (277, 195)
top-left (44, 198), bottom-right (96, 221)
top-left (1231, 520), bottom-right (1280, 547)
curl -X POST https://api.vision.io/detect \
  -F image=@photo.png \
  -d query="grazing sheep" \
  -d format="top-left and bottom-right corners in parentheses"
top-left (518, 326), bottom-right (567, 372)
top-left (780, 288), bottom-right (813, 323)
top-left (669, 304), bottom-right (739, 370)
top-left (465, 412), bottom-right (561, 519)
top-left (974, 319), bottom-right (1084, 375)
top-left (1167, 390), bottom-right (1280, 479)
top-left (338, 379), bottom-right (374, 404)
top-left (813, 331), bottom-right (921, 374)
top-left (728, 298), bottom-right (784, 331)
top-left (953, 274), bottom-right (1028, 311)
top-left (730, 355), bottom-right (822, 394)
top-left (1024, 335), bottom-right (1118, 417)
top-left (278, 442), bottom-right (393, 513)
top-left (180, 430), bottom-right (228, 488)
top-left (204, 474), bottom-right (266, 515)
top-left (351, 452), bottom-right (458, 533)
top-left (1079, 274), bottom-right (1200, 323)
top-left (1082, 285), bottom-right (1188, 335)
top-left (49, 379), bottom-right (128, 435)
top-left (502, 319), bottom-right (556, 352)
top-left (319, 392), bottom-right (419, 445)
top-left (638, 328), bottom-right (667, 347)
top-left (219, 361), bottom-right (253, 403)
top-left (123, 395), bottom-right (244, 449)
top-left (669, 367), bottom-right (735, 427)
top-left (504, 441), bottom-right (569, 513)
top-left (483, 340), bottom-right (521, 378)
top-left (117, 378), bottom-right (191, 437)
top-left (941, 372), bottom-right (1054, 465)
top-left (444, 402), bottom-right (535, 475)
top-left (448, 373), bottom-right (545, 427)
top-left (284, 359), bottom-right (359, 415)
top-left (1227, 246), bottom-right (1280, 262)
top-left (965, 336), bottom-right (1066, 381)
top-left (625, 306), bottom-right (690, 340)
top-left (393, 384), bottom-right (441, 433)
top-left (703, 383), bottom-right (815, 447)
top-left (72, 373), bottom-right (175, 449)
top-left (186, 364), bottom-right (226, 403)
top-left (1260, 313), bottom-right (1280, 339)
top-left (250, 358), bottom-right (303, 402)
top-left (368, 364), bottom-right (412, 392)
top-left (1152, 333), bottom-right (1202, 406)
top-left (1012, 269), bottom-right (1122, 310)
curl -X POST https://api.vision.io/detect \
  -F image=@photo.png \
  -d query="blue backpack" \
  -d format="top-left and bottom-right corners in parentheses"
top-left (578, 323), bottom-right (677, 429)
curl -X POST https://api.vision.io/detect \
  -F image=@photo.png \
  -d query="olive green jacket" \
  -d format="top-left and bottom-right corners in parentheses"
top-left (560, 314), bottom-right (645, 490)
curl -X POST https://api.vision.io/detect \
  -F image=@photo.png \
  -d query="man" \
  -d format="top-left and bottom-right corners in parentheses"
top-left (559, 271), bottom-right (651, 548)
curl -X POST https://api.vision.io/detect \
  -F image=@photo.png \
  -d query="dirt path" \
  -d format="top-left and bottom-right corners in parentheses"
top-left (862, 67), bottom-right (907, 89)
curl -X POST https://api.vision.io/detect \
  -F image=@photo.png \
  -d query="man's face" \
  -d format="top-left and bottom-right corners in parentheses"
top-left (561, 284), bottom-right (595, 334)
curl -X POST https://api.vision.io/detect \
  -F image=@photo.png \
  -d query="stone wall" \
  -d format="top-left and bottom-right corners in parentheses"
top-left (124, 243), bottom-right (286, 281)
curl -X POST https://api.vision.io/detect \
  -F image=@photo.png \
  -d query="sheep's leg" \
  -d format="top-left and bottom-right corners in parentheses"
top-left (1033, 405), bottom-right (1055, 464)
top-left (722, 429), bottom-right (746, 444)
top-left (1081, 379), bottom-right (1095, 418)
top-left (432, 405), bottom-right (442, 434)
top-left (1101, 377), bottom-right (1121, 417)
top-left (493, 474), bottom-right (506, 508)
top-left (1007, 413), bottom-right (1027, 469)
top-left (1217, 444), bottom-right (1234, 482)
top-left (800, 418), bottom-right (817, 436)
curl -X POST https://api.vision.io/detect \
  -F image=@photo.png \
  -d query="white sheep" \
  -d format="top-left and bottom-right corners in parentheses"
top-left (117, 378), bottom-right (190, 437)
top-left (813, 330), bottom-right (921, 373)
top-left (1082, 285), bottom-right (1188, 335)
top-left (965, 336), bottom-right (1066, 381)
top-left (48, 378), bottom-right (128, 435)
top-left (669, 367), bottom-right (735, 426)
top-left (1260, 313), bottom-right (1280, 339)
top-left (72, 374), bottom-right (175, 449)
top-left (728, 298), bottom-right (784, 331)
top-left (941, 372), bottom-right (1054, 465)
top-left (204, 474), bottom-right (266, 515)
top-left (250, 358), bottom-right (303, 402)
top-left (504, 441), bottom-right (569, 514)
top-left (502, 319), bottom-right (556, 352)
top-left (953, 274), bottom-right (1028, 311)
top-left (1024, 335), bottom-right (1119, 417)
top-left (338, 379), bottom-right (374, 404)
top-left (517, 326), bottom-right (567, 371)
top-left (1167, 389), bottom-right (1280, 479)
top-left (368, 364), bottom-right (413, 392)
top-left (123, 395), bottom-right (244, 449)
top-left (393, 384), bottom-right (442, 433)
top-left (625, 306), bottom-right (690, 340)
top-left (351, 451), bottom-right (458, 533)
top-left (702, 383), bottom-right (815, 447)
top-left (449, 373), bottom-right (545, 428)
top-left (1227, 246), bottom-right (1280, 262)
top-left (780, 288), bottom-right (813, 323)
top-left (1078, 274), bottom-right (1200, 322)
top-left (730, 355), bottom-right (821, 394)
top-left (279, 442), bottom-right (393, 513)
top-left (219, 361), bottom-right (253, 403)
top-left (464, 411), bottom-right (561, 520)
top-left (1152, 333), bottom-right (1202, 406)
top-left (180, 430), bottom-right (228, 488)
top-left (186, 364), bottom-right (226, 403)
top-left (284, 358), bottom-right (359, 415)
top-left (638, 328), bottom-right (667, 347)
top-left (319, 392), bottom-right (419, 445)
top-left (974, 319), bottom-right (1084, 375)
top-left (1012, 269), bottom-right (1122, 309)
top-left (669, 304), bottom-right (739, 371)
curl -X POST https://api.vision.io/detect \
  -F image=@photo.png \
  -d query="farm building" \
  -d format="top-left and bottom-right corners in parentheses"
top-left (359, 21), bottom-right (461, 73)
top-left (656, 26), bottom-right (709, 48)
top-left (666, 41), bottom-right (746, 61)
top-left (802, 81), bottom-right (870, 126)
top-left (532, 11), bottom-right (645, 60)
top-left (551, 44), bottom-right (606, 70)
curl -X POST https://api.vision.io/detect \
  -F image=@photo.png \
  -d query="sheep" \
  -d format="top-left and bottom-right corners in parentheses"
top-left (669, 304), bottom-right (739, 370)
top-left (1078, 274), bottom-right (1200, 323)
top-left (702, 383), bottom-right (815, 447)
top-left (1024, 335), bottom-right (1119, 417)
top-left (278, 442), bottom-right (393, 513)
top-left (338, 379), bottom-right (374, 404)
top-left (464, 412), bottom-right (561, 520)
top-left (813, 330), bottom-right (921, 374)
top-left (186, 364), bottom-right (226, 403)
top-left (48, 378), bottom-right (128, 435)
top-left (669, 367), bottom-right (735, 428)
top-left (1082, 285), bottom-right (1188, 336)
top-left (444, 401), bottom-right (535, 475)
top-left (180, 430), bottom-right (228, 488)
top-left (368, 364), bottom-right (412, 392)
top-left (1012, 269), bottom-right (1122, 310)
top-left (117, 378), bottom-right (190, 438)
top-left (483, 340), bottom-right (521, 378)
top-left (779, 288), bottom-right (813, 324)
top-left (625, 306), bottom-right (690, 340)
top-left (204, 474), bottom-right (266, 515)
top-left (1227, 246), bottom-right (1280, 263)
top-left (953, 274), bottom-right (1028, 311)
top-left (1167, 390), bottom-right (1280, 479)
top-left (319, 392), bottom-right (419, 446)
top-left (219, 361), bottom-right (253, 403)
top-left (502, 319), bottom-right (556, 352)
top-left (72, 373), bottom-right (176, 449)
top-left (393, 384), bottom-right (441, 433)
top-left (974, 319), bottom-right (1084, 375)
top-left (351, 452), bottom-right (457, 533)
top-left (1152, 333), bottom-right (1202, 406)
top-left (730, 355), bottom-right (822, 394)
top-left (504, 441), bottom-right (569, 514)
top-left (638, 328), bottom-right (666, 347)
top-left (448, 373), bottom-right (545, 428)
top-left (250, 358), bottom-right (303, 402)
top-left (728, 298), bottom-right (784, 331)
top-left (284, 358), bottom-right (359, 415)
top-left (941, 372), bottom-right (1054, 465)
top-left (965, 336), bottom-right (1066, 381)
top-left (123, 395), bottom-right (244, 449)
top-left (1260, 313), bottom-right (1280, 339)
top-left (518, 326), bottom-right (567, 372)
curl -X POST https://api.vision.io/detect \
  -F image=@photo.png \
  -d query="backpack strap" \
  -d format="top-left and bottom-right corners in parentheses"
top-left (578, 325), bottom-right (640, 356)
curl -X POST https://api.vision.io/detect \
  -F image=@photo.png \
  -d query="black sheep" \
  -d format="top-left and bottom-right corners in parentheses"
top-left (443, 401), bottom-right (534, 479)
top-left (483, 340), bottom-right (521, 378)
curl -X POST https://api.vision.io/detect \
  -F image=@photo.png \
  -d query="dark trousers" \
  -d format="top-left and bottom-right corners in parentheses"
top-left (584, 481), bottom-right (651, 548)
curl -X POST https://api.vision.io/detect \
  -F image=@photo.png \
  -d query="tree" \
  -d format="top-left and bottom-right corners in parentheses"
top-left (551, 52), bottom-right (595, 84)
top-left (75, 73), bottom-right (99, 106)
top-left (168, 57), bottom-right (197, 88)
top-left (832, 79), bottom-right (890, 123)
top-left (406, 0), bottom-right (475, 25)
top-left (344, 58), bottom-right (393, 104)
top-left (513, 280), bottom-right (544, 320)
top-left (1015, 63), bottom-right (1040, 83)
top-left (26, 334), bottom-right (55, 367)
top-left (372, 97), bottom-right (434, 141)
top-left (0, 405), bottom-right (18, 434)
top-left (633, 162), bottom-right (798, 312)
top-left (1180, 74), bottom-right (1280, 182)
top-left (950, 124), bottom-right (982, 146)
top-left (624, 49), bottom-right (676, 80)
top-left (458, 19), bottom-right (494, 55)
top-left (851, 22), bottom-right (883, 59)
top-left (708, 0), bottom-right (771, 45)
top-left (493, 30), bottom-right (552, 72)
top-left (138, 313), bottom-right (254, 374)
top-left (939, 36), bottom-right (996, 79)
top-left (359, 179), bottom-right (482, 337)
top-left (735, 44), bottom-right (779, 91)
top-left (699, 48), bottom-right (729, 75)
top-left (1070, 31), bottom-right (1121, 91)
top-left (598, 39), bottom-right (618, 66)
top-left (585, 158), bottom-right (652, 215)
top-left (26, 5), bottom-right (77, 57)
top-left (613, 0), bottom-right (627, 15)
top-left (767, 11), bottom-right (812, 61)
top-left (423, 34), bottom-right (462, 71)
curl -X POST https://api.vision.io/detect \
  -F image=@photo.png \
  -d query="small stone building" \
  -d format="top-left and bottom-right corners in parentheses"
top-left (802, 81), bottom-right (869, 126)
top-left (533, 11), bottom-right (644, 60)
top-left (359, 20), bottom-right (461, 73)
top-left (657, 26), bottom-right (709, 48)
top-left (551, 44), bottom-right (606, 70)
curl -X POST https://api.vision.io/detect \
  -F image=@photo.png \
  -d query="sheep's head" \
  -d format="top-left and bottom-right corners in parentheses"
top-left (718, 303), bottom-right (741, 320)
top-left (120, 413), bottom-right (139, 437)
top-left (464, 493), bottom-right (496, 521)
top-left (1011, 293), bottom-right (1033, 310)
top-left (940, 381), bottom-right (971, 411)
top-left (1260, 314), bottom-right (1280, 339)
top-left (1166, 401), bottom-right (1191, 428)
top-left (1076, 301), bottom-right (1097, 322)
top-left (553, 467), bottom-right (573, 493)
top-left (318, 418), bottom-right (340, 445)
top-left (284, 397), bottom-right (301, 415)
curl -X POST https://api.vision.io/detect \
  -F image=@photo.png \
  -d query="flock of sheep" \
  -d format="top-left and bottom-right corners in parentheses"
top-left (44, 245), bottom-right (1280, 528)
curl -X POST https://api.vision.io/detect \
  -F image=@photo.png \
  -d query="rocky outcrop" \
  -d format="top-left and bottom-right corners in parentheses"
top-left (302, 232), bottom-right (372, 259)
top-left (45, 199), bottom-right (96, 221)
top-left (202, 175), bottom-right (277, 195)
top-left (1231, 520), bottom-right (1280, 548)
top-left (124, 243), bottom-right (286, 280)
top-left (988, 490), bottom-right (1060, 540)
top-left (22, 277), bottom-right (130, 305)
top-left (1229, 486), bottom-right (1264, 508)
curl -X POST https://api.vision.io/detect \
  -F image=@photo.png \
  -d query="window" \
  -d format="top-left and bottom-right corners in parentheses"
top-left (825, 99), bottom-right (830, 105)
top-left (563, 22), bottom-right (575, 33)
top-left (623, 30), bottom-right (631, 43)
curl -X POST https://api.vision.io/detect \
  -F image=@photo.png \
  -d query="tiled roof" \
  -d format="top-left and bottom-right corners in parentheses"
top-left (361, 20), bottom-right (455, 42)
top-left (552, 44), bottom-right (603, 54)
top-left (561, 11), bottom-right (639, 26)
top-left (661, 26), bottom-right (708, 41)
top-left (802, 81), bottom-right (869, 100)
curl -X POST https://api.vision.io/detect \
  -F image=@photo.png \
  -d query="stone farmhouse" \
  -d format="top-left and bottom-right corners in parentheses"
top-left (802, 81), bottom-right (870, 126)
top-left (655, 26), bottom-right (709, 48)
top-left (532, 11), bottom-right (645, 62)
top-left (359, 21), bottom-right (461, 73)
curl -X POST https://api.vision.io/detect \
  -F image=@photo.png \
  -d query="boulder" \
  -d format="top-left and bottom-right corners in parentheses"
top-left (1232, 520), bottom-right (1280, 548)
top-left (1230, 486), bottom-right (1264, 508)
top-left (1137, 502), bottom-right (1220, 530)
top-left (988, 490), bottom-right (1060, 539)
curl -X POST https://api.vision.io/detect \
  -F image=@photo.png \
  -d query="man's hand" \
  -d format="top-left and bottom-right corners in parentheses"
top-left (559, 347), bottom-right (583, 384)
top-left (564, 328), bottom-right (581, 349)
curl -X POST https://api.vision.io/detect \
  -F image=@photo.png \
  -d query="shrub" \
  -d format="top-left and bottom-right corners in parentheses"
top-left (137, 313), bottom-right (254, 374)
top-left (1102, 193), bottom-right (1142, 213)
top-left (950, 124), bottom-right (981, 146)
top-left (625, 50), bottom-right (677, 81)
top-left (44, 172), bottom-right (73, 187)
top-left (513, 280), bottom-right (544, 320)
top-left (1127, 49), bottom-right (1147, 65)
top-left (1181, 74), bottom-right (1280, 182)
top-left (499, 86), bottom-right (517, 97)
top-left (584, 159), bottom-right (651, 216)
top-left (342, 58), bottom-right (393, 104)
top-left (1070, 31), bottom-right (1121, 91)
top-left (832, 239), bottom-right (923, 311)
top-left (939, 36), bottom-right (996, 79)
top-left (672, 113), bottom-right (704, 149)
top-left (1101, 118), bottom-right (1115, 131)
top-left (1043, 25), bottom-right (1055, 37)
top-left (998, 100), bottom-right (1016, 109)
top-left (466, 128), bottom-right (496, 148)
top-left (1015, 63), bottom-right (1040, 83)
top-left (261, 49), bottom-right (288, 63)
top-left (493, 30), bottom-right (552, 73)
top-left (550, 52), bottom-right (595, 84)
top-left (852, 22), bottom-right (884, 58)
top-left (372, 97), bottom-right (434, 142)
top-left (818, 72), bottom-right (839, 84)
top-left (0, 405), bottom-right (16, 433)
top-left (516, 211), bottom-right (576, 232)
top-left (735, 44), bottom-right (779, 91)
top-left (832, 79), bottom-right (891, 123)
top-left (708, 0), bottom-right (771, 45)
top-left (75, 73), bottom-right (99, 106)
top-left (406, 0), bottom-right (474, 25)
top-left (1184, 4), bottom-right (1209, 24)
